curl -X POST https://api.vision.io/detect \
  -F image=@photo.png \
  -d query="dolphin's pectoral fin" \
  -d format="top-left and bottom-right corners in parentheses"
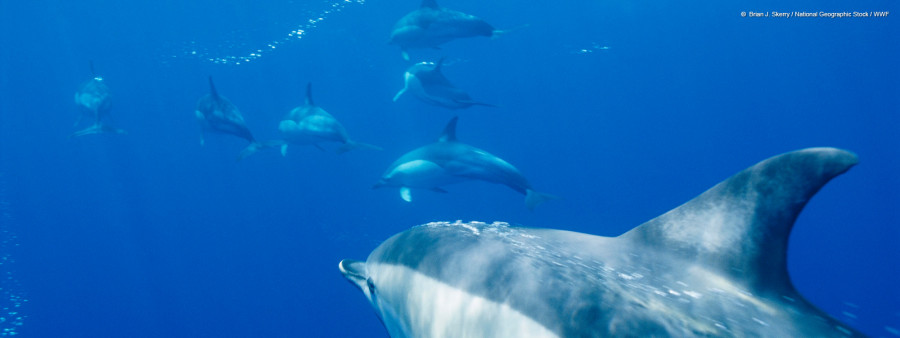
top-left (621, 147), bottom-right (858, 293)
top-left (400, 187), bottom-right (413, 202)
top-left (280, 144), bottom-right (289, 157)
top-left (393, 86), bottom-right (408, 102)
top-left (401, 50), bottom-right (410, 61)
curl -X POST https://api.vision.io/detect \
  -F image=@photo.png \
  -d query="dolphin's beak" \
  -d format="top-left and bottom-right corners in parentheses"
top-left (339, 259), bottom-right (372, 300)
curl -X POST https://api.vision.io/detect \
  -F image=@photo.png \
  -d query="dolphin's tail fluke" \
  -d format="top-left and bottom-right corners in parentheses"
top-left (236, 140), bottom-right (283, 161)
top-left (69, 122), bottom-right (126, 138)
top-left (525, 189), bottom-right (558, 210)
top-left (337, 140), bottom-right (383, 154)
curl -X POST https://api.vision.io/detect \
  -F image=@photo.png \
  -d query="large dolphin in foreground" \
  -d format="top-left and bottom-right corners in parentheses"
top-left (195, 76), bottom-right (267, 160)
top-left (343, 147), bottom-right (865, 337)
top-left (278, 83), bottom-right (381, 156)
top-left (72, 62), bottom-right (126, 137)
top-left (393, 58), bottom-right (495, 109)
top-left (390, 0), bottom-right (499, 60)
top-left (374, 117), bottom-right (555, 209)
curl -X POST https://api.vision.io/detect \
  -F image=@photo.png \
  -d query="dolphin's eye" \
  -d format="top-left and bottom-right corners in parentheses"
top-left (366, 278), bottom-right (376, 294)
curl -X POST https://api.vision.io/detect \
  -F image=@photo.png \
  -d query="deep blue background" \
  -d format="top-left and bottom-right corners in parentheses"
top-left (1, 0), bottom-right (897, 336)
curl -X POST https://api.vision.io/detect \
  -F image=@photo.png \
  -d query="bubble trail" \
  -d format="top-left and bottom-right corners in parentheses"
top-left (0, 172), bottom-right (26, 337)
top-left (171, 0), bottom-right (366, 66)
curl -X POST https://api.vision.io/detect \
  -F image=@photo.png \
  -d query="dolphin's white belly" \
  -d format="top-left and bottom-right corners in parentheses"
top-left (388, 160), bottom-right (465, 189)
top-left (279, 116), bottom-right (344, 145)
top-left (370, 262), bottom-right (558, 338)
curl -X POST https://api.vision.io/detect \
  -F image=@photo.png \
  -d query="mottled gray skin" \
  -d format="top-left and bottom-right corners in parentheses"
top-left (393, 59), bottom-right (494, 109)
top-left (344, 148), bottom-right (865, 337)
top-left (278, 83), bottom-right (379, 154)
top-left (389, 0), bottom-right (494, 54)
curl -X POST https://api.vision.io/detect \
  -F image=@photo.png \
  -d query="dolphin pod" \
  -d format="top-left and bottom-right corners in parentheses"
top-left (342, 148), bottom-right (865, 337)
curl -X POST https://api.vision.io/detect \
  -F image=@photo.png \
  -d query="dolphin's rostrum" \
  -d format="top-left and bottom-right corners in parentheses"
top-left (344, 148), bottom-right (864, 337)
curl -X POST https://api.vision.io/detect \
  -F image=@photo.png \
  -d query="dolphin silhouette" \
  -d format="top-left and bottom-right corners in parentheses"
top-left (393, 58), bottom-right (495, 110)
top-left (390, 0), bottom-right (498, 60)
top-left (278, 83), bottom-right (381, 156)
top-left (71, 62), bottom-right (126, 137)
top-left (195, 76), bottom-right (267, 161)
top-left (374, 117), bottom-right (555, 209)
top-left (342, 147), bottom-right (865, 337)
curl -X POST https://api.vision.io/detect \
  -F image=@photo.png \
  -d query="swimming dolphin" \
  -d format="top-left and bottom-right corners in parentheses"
top-left (71, 62), bottom-right (126, 137)
top-left (393, 58), bottom-right (495, 109)
top-left (278, 83), bottom-right (381, 156)
top-left (390, 0), bottom-right (498, 60)
top-left (195, 76), bottom-right (267, 161)
top-left (374, 117), bottom-right (554, 209)
top-left (342, 147), bottom-right (865, 337)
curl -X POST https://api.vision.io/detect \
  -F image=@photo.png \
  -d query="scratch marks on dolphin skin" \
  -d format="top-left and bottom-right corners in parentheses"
top-left (170, 0), bottom-right (366, 66)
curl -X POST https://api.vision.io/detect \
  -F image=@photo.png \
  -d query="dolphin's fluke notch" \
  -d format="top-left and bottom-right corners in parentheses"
top-left (621, 147), bottom-right (859, 293)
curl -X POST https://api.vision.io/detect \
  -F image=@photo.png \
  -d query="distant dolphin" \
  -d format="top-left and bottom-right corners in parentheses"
top-left (374, 117), bottom-right (555, 209)
top-left (390, 0), bottom-right (499, 60)
top-left (195, 76), bottom-right (267, 161)
top-left (71, 62), bottom-right (126, 137)
top-left (342, 147), bottom-right (866, 337)
top-left (278, 83), bottom-right (381, 156)
top-left (393, 58), bottom-right (495, 110)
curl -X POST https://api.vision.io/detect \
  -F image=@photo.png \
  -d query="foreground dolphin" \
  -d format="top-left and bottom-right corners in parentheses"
top-left (393, 58), bottom-right (495, 109)
top-left (72, 62), bottom-right (126, 137)
top-left (390, 0), bottom-right (499, 60)
top-left (195, 76), bottom-right (266, 160)
top-left (278, 83), bottom-right (381, 156)
top-left (343, 147), bottom-right (865, 337)
top-left (374, 117), bottom-right (554, 209)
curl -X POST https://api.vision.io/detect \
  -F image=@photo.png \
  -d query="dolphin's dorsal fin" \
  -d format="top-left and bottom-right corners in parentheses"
top-left (89, 61), bottom-right (96, 76)
top-left (432, 57), bottom-right (445, 74)
top-left (438, 116), bottom-right (459, 142)
top-left (208, 76), bottom-right (218, 97)
top-left (421, 0), bottom-right (439, 9)
top-left (620, 148), bottom-right (858, 294)
top-left (305, 82), bottom-right (314, 106)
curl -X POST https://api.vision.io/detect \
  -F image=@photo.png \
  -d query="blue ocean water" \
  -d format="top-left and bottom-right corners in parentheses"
top-left (0, 0), bottom-right (897, 336)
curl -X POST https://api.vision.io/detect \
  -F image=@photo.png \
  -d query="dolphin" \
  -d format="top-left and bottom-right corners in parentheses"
top-left (342, 147), bottom-right (866, 337)
top-left (278, 83), bottom-right (381, 156)
top-left (393, 58), bottom-right (495, 110)
top-left (390, 0), bottom-right (499, 60)
top-left (71, 62), bottom-right (126, 137)
top-left (374, 117), bottom-right (555, 209)
top-left (195, 76), bottom-right (267, 161)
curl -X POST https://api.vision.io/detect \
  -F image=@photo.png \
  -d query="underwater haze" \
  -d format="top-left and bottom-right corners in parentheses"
top-left (0, 0), bottom-right (898, 336)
